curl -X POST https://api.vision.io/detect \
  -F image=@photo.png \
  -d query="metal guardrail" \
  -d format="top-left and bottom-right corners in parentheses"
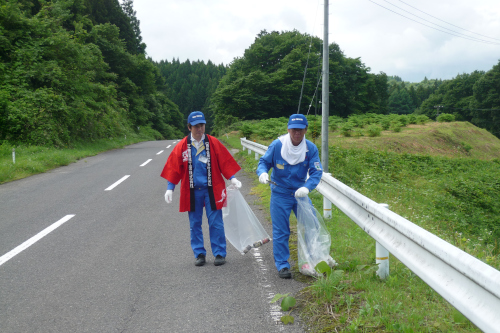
top-left (240, 137), bottom-right (267, 159)
top-left (241, 137), bottom-right (500, 333)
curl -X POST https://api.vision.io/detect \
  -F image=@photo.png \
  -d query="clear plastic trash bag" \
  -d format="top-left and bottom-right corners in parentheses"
top-left (296, 197), bottom-right (337, 277)
top-left (222, 185), bottom-right (271, 255)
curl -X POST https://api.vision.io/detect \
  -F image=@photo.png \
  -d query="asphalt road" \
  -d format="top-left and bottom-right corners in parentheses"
top-left (0, 140), bottom-right (306, 333)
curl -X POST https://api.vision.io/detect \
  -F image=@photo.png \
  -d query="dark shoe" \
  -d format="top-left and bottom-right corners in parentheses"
top-left (279, 268), bottom-right (292, 279)
top-left (195, 254), bottom-right (206, 266)
top-left (214, 255), bottom-right (226, 266)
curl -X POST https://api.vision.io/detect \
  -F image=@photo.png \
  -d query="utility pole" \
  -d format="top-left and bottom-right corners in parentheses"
top-left (322, 0), bottom-right (332, 218)
top-left (434, 105), bottom-right (443, 120)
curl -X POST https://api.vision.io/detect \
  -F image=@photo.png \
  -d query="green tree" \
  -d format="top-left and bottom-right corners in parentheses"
top-left (0, 0), bottom-right (184, 144)
top-left (156, 58), bottom-right (227, 133)
top-left (415, 93), bottom-right (444, 119)
top-left (387, 89), bottom-right (414, 114)
top-left (209, 30), bottom-right (388, 133)
top-left (416, 71), bottom-right (484, 120)
top-left (470, 60), bottom-right (500, 137)
top-left (0, 0), bottom-right (126, 145)
top-left (80, 0), bottom-right (144, 55)
top-left (409, 85), bottom-right (419, 107)
top-left (120, 0), bottom-right (146, 54)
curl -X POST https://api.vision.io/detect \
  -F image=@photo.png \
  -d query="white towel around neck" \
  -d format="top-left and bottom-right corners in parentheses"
top-left (279, 133), bottom-right (307, 165)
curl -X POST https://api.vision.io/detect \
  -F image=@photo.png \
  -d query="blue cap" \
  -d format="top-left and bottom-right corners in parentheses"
top-left (187, 111), bottom-right (206, 125)
top-left (288, 114), bottom-right (308, 129)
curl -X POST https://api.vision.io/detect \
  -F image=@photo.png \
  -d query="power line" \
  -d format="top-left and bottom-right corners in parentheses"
top-left (434, 105), bottom-right (500, 111)
top-left (368, 0), bottom-right (500, 46)
top-left (381, 0), bottom-right (500, 44)
top-left (397, 0), bottom-right (500, 42)
top-left (297, 0), bottom-right (321, 114)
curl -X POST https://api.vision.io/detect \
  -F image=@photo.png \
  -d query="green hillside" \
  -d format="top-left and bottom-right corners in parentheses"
top-left (330, 121), bottom-right (500, 161)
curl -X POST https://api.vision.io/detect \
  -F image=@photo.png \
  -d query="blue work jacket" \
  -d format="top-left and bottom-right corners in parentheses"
top-left (256, 138), bottom-right (323, 195)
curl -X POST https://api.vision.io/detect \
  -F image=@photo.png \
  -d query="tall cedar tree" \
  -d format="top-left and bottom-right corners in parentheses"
top-left (156, 59), bottom-right (227, 133)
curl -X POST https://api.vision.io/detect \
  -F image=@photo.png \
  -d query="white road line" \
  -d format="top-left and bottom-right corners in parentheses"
top-left (105, 175), bottom-right (130, 191)
top-left (0, 215), bottom-right (75, 267)
top-left (166, 145), bottom-right (171, 148)
top-left (140, 159), bottom-right (152, 167)
top-left (156, 150), bottom-right (164, 155)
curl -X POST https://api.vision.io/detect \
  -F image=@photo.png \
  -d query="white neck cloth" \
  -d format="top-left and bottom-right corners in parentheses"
top-left (280, 133), bottom-right (306, 165)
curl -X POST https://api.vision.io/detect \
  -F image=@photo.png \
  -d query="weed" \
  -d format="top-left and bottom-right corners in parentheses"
top-left (366, 124), bottom-right (382, 137)
top-left (270, 293), bottom-right (297, 324)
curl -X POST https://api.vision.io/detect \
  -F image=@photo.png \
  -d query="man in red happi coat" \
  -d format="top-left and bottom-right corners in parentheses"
top-left (161, 111), bottom-right (241, 266)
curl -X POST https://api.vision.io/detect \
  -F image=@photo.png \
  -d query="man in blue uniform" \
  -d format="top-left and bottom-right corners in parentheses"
top-left (256, 114), bottom-right (323, 279)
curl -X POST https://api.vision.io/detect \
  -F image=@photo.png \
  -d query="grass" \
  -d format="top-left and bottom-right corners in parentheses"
top-left (0, 132), bottom-right (157, 184)
top-left (297, 193), bottom-right (482, 332)
top-left (220, 120), bottom-right (500, 332)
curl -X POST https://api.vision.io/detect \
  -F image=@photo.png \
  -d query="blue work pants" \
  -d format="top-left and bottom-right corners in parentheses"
top-left (270, 191), bottom-right (299, 271)
top-left (188, 188), bottom-right (226, 258)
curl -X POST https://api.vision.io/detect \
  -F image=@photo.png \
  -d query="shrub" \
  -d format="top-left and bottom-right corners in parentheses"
top-left (0, 141), bottom-right (14, 157)
top-left (390, 121), bottom-right (402, 132)
top-left (461, 142), bottom-right (472, 153)
top-left (353, 128), bottom-right (364, 137)
top-left (416, 115), bottom-right (430, 124)
top-left (359, 113), bottom-right (380, 126)
top-left (329, 116), bottom-right (344, 132)
top-left (347, 115), bottom-right (363, 128)
top-left (240, 123), bottom-right (254, 138)
top-left (437, 113), bottom-right (455, 122)
top-left (340, 122), bottom-right (354, 137)
top-left (309, 118), bottom-right (322, 142)
top-left (256, 118), bottom-right (287, 139)
top-left (329, 115), bottom-right (344, 124)
top-left (381, 119), bottom-right (391, 130)
top-left (329, 121), bottom-right (338, 132)
top-left (367, 125), bottom-right (382, 137)
top-left (398, 115), bottom-right (409, 127)
top-left (408, 114), bottom-right (417, 124)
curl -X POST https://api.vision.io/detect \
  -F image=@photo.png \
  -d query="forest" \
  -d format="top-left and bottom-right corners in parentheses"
top-left (1, 0), bottom-right (499, 146)
top-left (0, 0), bottom-right (184, 146)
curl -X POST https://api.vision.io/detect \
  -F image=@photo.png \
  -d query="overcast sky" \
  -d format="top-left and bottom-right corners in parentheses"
top-left (131, 0), bottom-right (500, 83)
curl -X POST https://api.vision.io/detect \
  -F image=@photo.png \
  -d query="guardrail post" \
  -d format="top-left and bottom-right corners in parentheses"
top-left (255, 152), bottom-right (259, 160)
top-left (248, 148), bottom-right (252, 155)
top-left (376, 203), bottom-right (390, 279)
top-left (241, 138), bottom-right (246, 151)
top-left (323, 197), bottom-right (332, 218)
top-left (12, 148), bottom-right (15, 164)
top-left (322, 174), bottom-right (332, 218)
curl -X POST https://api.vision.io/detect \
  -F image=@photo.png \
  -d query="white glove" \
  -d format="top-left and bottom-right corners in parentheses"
top-left (165, 189), bottom-right (173, 203)
top-left (230, 178), bottom-right (242, 189)
top-left (295, 187), bottom-right (309, 198)
top-left (258, 172), bottom-right (269, 184)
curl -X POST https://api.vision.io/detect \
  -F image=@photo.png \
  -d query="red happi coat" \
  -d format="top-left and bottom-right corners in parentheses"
top-left (160, 135), bottom-right (241, 212)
